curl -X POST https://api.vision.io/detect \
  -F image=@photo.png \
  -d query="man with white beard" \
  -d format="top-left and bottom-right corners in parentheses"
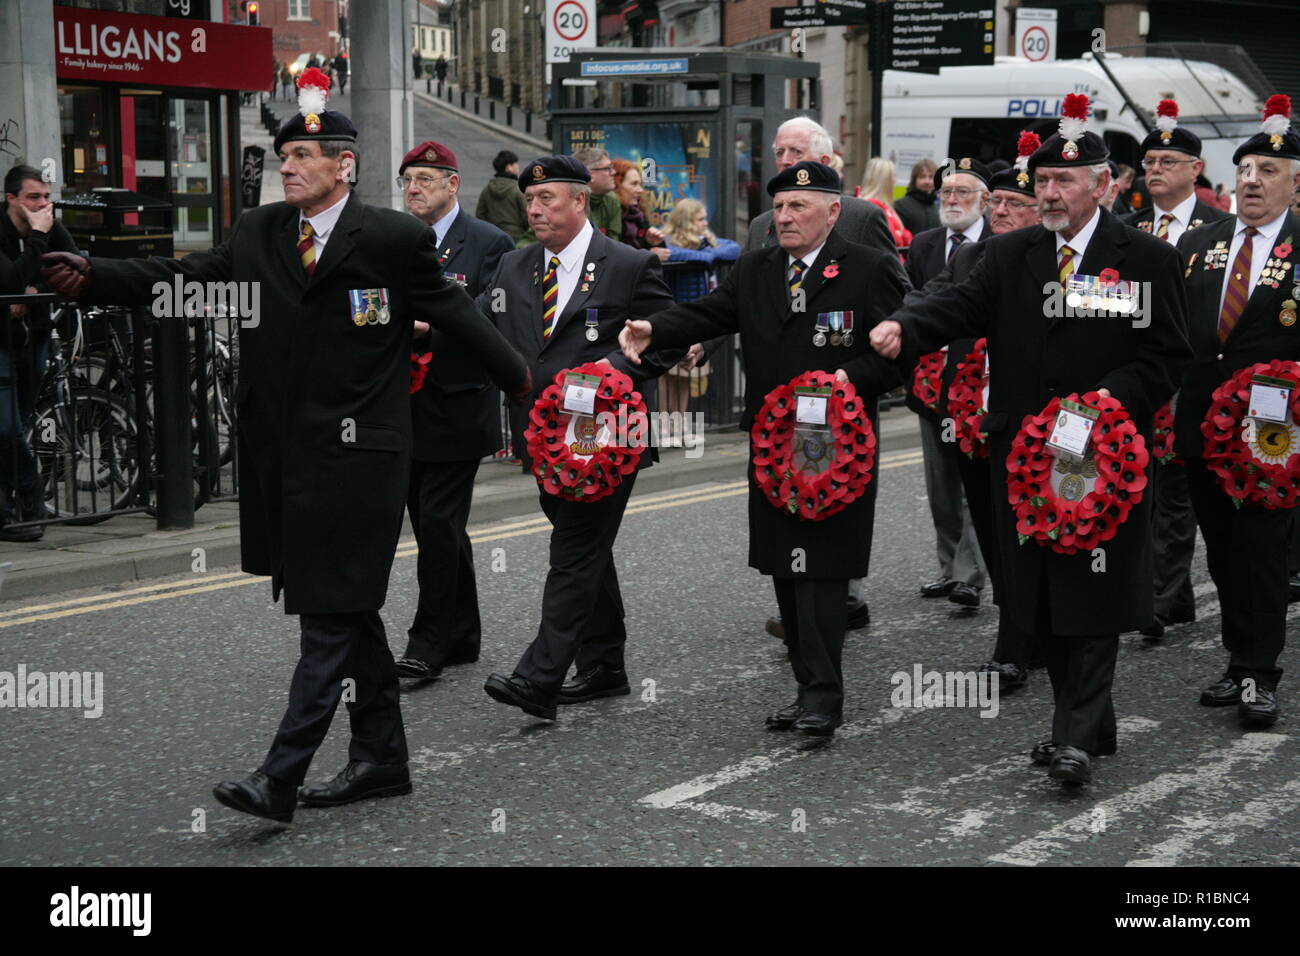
top-left (903, 159), bottom-right (991, 611)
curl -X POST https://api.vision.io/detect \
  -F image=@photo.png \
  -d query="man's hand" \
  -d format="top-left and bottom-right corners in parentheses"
top-left (650, 246), bottom-right (670, 261)
top-left (40, 252), bottom-right (93, 299)
top-left (619, 319), bottom-right (653, 365)
top-left (413, 319), bottom-right (431, 337)
top-left (646, 227), bottom-right (665, 246)
top-left (23, 204), bottom-right (53, 234)
top-left (870, 320), bottom-right (902, 359)
top-left (835, 368), bottom-right (850, 384)
top-left (509, 367), bottom-right (533, 406)
top-left (680, 342), bottom-right (706, 371)
top-left (9, 286), bottom-right (37, 319)
top-left (1096, 388), bottom-right (1111, 400)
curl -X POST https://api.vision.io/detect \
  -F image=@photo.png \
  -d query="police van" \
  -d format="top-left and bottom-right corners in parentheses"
top-left (882, 48), bottom-right (1265, 190)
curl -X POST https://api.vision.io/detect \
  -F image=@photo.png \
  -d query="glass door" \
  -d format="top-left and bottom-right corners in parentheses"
top-left (169, 96), bottom-right (216, 250)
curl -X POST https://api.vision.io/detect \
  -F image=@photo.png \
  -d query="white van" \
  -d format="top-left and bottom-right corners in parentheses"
top-left (882, 50), bottom-right (1265, 189)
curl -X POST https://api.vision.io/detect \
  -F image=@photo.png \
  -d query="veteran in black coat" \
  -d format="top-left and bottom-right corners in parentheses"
top-left (42, 112), bottom-right (530, 820)
top-left (478, 155), bottom-right (683, 721)
top-left (394, 140), bottom-right (518, 680)
top-left (1175, 189), bottom-right (1300, 725)
top-left (873, 133), bottom-right (1191, 781)
top-left (623, 162), bottom-right (906, 736)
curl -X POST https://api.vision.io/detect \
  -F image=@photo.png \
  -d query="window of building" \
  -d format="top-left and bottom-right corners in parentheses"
top-left (288, 0), bottom-right (311, 21)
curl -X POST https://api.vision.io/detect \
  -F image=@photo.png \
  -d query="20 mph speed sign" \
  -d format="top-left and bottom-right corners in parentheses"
top-left (546, 0), bottom-right (597, 65)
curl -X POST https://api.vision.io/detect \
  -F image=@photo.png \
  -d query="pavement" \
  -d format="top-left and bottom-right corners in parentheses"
top-left (0, 408), bottom-right (921, 602)
top-left (1, 434), bottom-right (1295, 867)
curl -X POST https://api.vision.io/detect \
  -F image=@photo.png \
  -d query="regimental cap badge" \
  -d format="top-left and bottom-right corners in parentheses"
top-left (305, 113), bottom-right (321, 134)
top-left (425, 148), bottom-right (437, 160)
top-left (959, 157), bottom-right (972, 170)
top-left (1016, 171), bottom-right (1029, 188)
top-left (533, 164), bottom-right (545, 181)
top-left (795, 167), bottom-right (811, 186)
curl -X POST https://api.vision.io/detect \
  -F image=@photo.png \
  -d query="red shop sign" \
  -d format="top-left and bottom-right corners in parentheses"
top-left (54, 6), bottom-right (272, 92)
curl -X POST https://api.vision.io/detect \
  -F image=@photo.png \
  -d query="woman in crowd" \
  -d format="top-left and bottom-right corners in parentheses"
top-left (858, 157), bottom-right (912, 259)
top-left (612, 159), bottom-right (665, 251)
top-left (894, 158), bottom-right (940, 235)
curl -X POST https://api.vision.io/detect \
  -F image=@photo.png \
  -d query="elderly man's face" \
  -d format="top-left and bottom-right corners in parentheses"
top-left (1143, 149), bottom-right (1201, 205)
top-left (938, 172), bottom-right (987, 231)
top-left (279, 141), bottom-right (352, 210)
top-left (1235, 155), bottom-right (1300, 226)
top-left (773, 190), bottom-right (839, 257)
top-left (525, 183), bottom-right (587, 250)
top-left (402, 168), bottom-right (456, 223)
top-left (773, 127), bottom-right (827, 172)
top-left (988, 189), bottom-right (1040, 233)
top-left (1036, 165), bottom-right (1107, 235)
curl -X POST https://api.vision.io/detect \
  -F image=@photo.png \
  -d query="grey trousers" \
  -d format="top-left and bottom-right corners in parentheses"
top-left (919, 415), bottom-right (985, 588)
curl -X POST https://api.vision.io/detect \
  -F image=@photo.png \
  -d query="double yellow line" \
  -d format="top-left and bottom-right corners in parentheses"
top-left (1, 449), bottom-right (923, 629)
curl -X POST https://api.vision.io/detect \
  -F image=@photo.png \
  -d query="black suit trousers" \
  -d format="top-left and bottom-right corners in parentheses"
top-left (1150, 462), bottom-right (1198, 622)
top-left (772, 578), bottom-right (849, 717)
top-left (261, 610), bottom-right (408, 785)
top-left (404, 458), bottom-right (482, 665)
top-left (1036, 574), bottom-right (1118, 753)
top-left (1187, 463), bottom-right (1288, 688)
top-left (514, 471), bottom-right (638, 693)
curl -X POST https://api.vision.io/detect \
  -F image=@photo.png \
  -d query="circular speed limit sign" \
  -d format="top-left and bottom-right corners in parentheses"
top-left (553, 1), bottom-right (587, 42)
top-left (1020, 25), bottom-right (1050, 61)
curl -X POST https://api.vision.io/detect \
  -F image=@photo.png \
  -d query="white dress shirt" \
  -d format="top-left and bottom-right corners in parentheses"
top-left (1217, 209), bottom-right (1291, 318)
top-left (543, 219), bottom-right (595, 320)
top-left (946, 215), bottom-right (984, 256)
top-left (1055, 206), bottom-right (1102, 265)
top-left (298, 191), bottom-right (350, 260)
top-left (432, 201), bottom-right (461, 250)
top-left (788, 242), bottom-right (826, 276)
top-left (1149, 192), bottom-right (1199, 246)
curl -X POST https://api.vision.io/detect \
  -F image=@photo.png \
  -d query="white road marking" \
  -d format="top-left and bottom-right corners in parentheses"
top-left (1124, 777), bottom-right (1300, 867)
top-left (988, 733), bottom-right (1288, 867)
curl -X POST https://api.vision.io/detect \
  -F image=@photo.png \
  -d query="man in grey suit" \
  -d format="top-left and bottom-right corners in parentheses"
top-left (477, 156), bottom-right (683, 721)
top-left (749, 117), bottom-right (900, 639)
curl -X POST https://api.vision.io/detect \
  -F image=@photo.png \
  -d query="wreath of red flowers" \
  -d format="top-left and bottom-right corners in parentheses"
top-left (524, 362), bottom-right (648, 503)
top-left (911, 350), bottom-right (946, 414)
top-left (410, 352), bottom-right (432, 394)
top-left (1006, 391), bottom-right (1150, 555)
top-left (947, 338), bottom-right (989, 458)
top-left (1201, 360), bottom-right (1300, 510)
top-left (751, 371), bottom-right (876, 521)
top-left (1153, 400), bottom-right (1181, 465)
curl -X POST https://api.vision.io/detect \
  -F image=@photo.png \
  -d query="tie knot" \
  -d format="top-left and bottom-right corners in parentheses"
top-left (952, 233), bottom-right (966, 244)
top-left (791, 259), bottom-right (805, 271)
top-left (1244, 226), bottom-right (1259, 238)
top-left (1060, 245), bottom-right (1075, 257)
top-left (299, 221), bottom-right (314, 239)
top-left (549, 255), bottom-right (560, 269)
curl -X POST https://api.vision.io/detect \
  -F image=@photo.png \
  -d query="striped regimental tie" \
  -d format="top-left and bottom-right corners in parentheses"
top-left (1155, 212), bottom-right (1174, 241)
top-left (788, 258), bottom-right (806, 300)
top-left (1057, 244), bottom-right (1075, 286)
top-left (1218, 226), bottom-right (1259, 343)
top-left (297, 220), bottom-right (317, 277)
top-left (541, 255), bottom-right (560, 338)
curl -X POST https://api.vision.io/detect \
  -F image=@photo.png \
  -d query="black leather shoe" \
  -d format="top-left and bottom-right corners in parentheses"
top-left (1289, 574), bottom-right (1300, 604)
top-left (558, 665), bottom-right (630, 704)
top-left (765, 616), bottom-right (787, 641)
top-left (394, 657), bottom-right (442, 680)
top-left (846, 602), bottom-right (870, 630)
top-left (1139, 614), bottom-right (1167, 639)
top-left (1239, 686), bottom-right (1279, 727)
top-left (1031, 737), bottom-right (1117, 765)
top-left (920, 577), bottom-right (956, 598)
top-left (948, 582), bottom-right (981, 608)
top-left (213, 770), bottom-right (297, 823)
top-left (794, 712), bottom-right (842, 737)
top-left (484, 673), bottom-right (557, 720)
top-left (1047, 745), bottom-right (1092, 784)
top-left (298, 760), bottom-right (411, 807)
top-left (0, 520), bottom-right (42, 542)
top-left (765, 702), bottom-right (803, 731)
top-left (1200, 676), bottom-right (1242, 707)
top-left (979, 660), bottom-right (1028, 690)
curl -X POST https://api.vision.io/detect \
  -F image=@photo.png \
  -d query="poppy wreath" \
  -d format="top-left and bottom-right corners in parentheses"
top-left (1153, 399), bottom-right (1181, 465)
top-left (524, 362), bottom-right (648, 503)
top-left (911, 350), bottom-right (946, 414)
top-left (1006, 391), bottom-right (1150, 555)
top-left (410, 351), bottom-right (432, 395)
top-left (1201, 360), bottom-right (1300, 510)
top-left (751, 371), bottom-right (876, 521)
top-left (947, 338), bottom-right (989, 458)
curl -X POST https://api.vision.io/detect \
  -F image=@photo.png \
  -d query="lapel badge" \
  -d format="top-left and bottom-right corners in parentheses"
top-left (1281, 299), bottom-right (1297, 326)
top-left (580, 282), bottom-right (590, 292)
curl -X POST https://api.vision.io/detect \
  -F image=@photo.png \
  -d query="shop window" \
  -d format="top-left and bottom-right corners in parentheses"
top-left (58, 85), bottom-right (115, 193)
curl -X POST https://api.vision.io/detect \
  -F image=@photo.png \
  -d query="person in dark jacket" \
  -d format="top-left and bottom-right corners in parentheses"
top-left (895, 159), bottom-right (941, 236)
top-left (476, 150), bottom-right (529, 242)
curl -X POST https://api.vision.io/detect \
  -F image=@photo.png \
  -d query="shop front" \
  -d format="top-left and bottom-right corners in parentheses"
top-left (53, 3), bottom-right (271, 251)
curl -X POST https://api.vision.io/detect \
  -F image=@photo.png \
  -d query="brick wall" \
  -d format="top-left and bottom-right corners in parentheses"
top-left (725, 0), bottom-right (785, 46)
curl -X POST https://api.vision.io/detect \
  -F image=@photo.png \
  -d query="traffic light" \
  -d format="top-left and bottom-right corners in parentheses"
top-left (242, 1), bottom-right (260, 26)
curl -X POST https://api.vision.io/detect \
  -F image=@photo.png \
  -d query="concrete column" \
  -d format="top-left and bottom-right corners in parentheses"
top-left (352, 0), bottom-right (412, 210)
top-left (0, 0), bottom-right (62, 197)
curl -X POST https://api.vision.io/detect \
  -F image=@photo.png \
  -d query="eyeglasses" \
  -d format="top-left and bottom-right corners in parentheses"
top-left (396, 174), bottom-right (448, 189)
top-left (989, 197), bottom-right (1037, 211)
top-left (1141, 158), bottom-right (1195, 171)
top-left (1236, 162), bottom-right (1288, 180)
top-left (587, 165), bottom-right (613, 174)
top-left (937, 186), bottom-right (981, 200)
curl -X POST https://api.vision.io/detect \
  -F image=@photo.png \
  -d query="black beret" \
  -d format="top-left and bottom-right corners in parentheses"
top-left (1140, 99), bottom-right (1203, 157)
top-left (934, 157), bottom-right (992, 192)
top-left (273, 110), bottom-right (357, 155)
top-left (1233, 95), bottom-right (1300, 164)
top-left (518, 155), bottom-right (591, 191)
top-left (767, 160), bottom-right (841, 196)
top-left (1029, 131), bottom-right (1109, 170)
top-left (987, 167), bottom-right (1035, 197)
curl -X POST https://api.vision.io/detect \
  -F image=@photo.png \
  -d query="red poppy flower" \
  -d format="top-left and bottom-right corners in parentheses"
top-left (823, 263), bottom-right (839, 278)
top-left (409, 351), bottom-right (433, 394)
top-left (1099, 268), bottom-right (1120, 286)
top-left (1275, 243), bottom-right (1293, 259)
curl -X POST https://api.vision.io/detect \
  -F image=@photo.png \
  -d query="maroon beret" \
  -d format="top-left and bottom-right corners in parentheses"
top-left (400, 140), bottom-right (458, 175)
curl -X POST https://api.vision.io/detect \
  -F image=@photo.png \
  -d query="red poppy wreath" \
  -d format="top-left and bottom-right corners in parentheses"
top-left (751, 371), bottom-right (876, 522)
top-left (1153, 399), bottom-right (1181, 465)
top-left (911, 349), bottom-right (946, 414)
top-left (1006, 391), bottom-right (1150, 555)
top-left (947, 338), bottom-right (989, 458)
top-left (525, 362), bottom-right (648, 503)
top-left (410, 351), bottom-right (432, 394)
top-left (1201, 360), bottom-right (1300, 509)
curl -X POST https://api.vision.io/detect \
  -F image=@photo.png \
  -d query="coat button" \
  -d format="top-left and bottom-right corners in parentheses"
top-left (1216, 353), bottom-right (1224, 361)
